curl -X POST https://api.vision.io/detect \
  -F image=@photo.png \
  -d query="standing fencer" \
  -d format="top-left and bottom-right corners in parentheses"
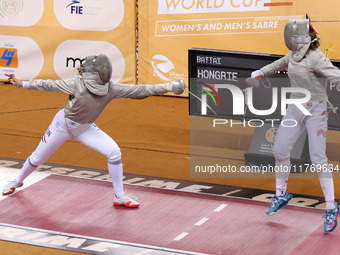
top-left (250, 19), bottom-right (340, 232)
top-left (2, 54), bottom-right (185, 208)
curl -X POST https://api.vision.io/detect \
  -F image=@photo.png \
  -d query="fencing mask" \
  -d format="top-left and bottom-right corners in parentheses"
top-left (81, 54), bottom-right (112, 96)
top-left (284, 19), bottom-right (311, 62)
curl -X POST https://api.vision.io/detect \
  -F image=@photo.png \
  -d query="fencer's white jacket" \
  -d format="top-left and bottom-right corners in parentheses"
top-left (260, 49), bottom-right (340, 103)
top-left (28, 78), bottom-right (171, 136)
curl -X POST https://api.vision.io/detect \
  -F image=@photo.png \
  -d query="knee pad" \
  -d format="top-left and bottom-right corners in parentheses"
top-left (108, 147), bottom-right (122, 165)
top-left (309, 154), bottom-right (328, 168)
top-left (29, 153), bottom-right (43, 167)
top-left (273, 148), bottom-right (290, 162)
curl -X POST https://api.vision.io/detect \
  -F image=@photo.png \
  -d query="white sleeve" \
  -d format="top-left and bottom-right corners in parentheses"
top-left (28, 78), bottom-right (76, 95)
top-left (22, 81), bottom-right (30, 88)
top-left (313, 54), bottom-right (340, 85)
top-left (110, 82), bottom-right (171, 99)
top-left (260, 52), bottom-right (291, 77)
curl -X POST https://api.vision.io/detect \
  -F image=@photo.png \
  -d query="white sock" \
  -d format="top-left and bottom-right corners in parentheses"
top-left (276, 178), bottom-right (288, 197)
top-left (326, 202), bottom-right (335, 210)
top-left (319, 177), bottom-right (335, 210)
top-left (16, 157), bottom-right (38, 183)
top-left (108, 162), bottom-right (124, 198)
top-left (275, 159), bottom-right (290, 197)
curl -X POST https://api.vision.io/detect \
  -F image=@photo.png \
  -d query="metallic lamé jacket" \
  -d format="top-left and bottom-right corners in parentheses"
top-left (260, 49), bottom-right (340, 103)
top-left (29, 78), bottom-right (170, 124)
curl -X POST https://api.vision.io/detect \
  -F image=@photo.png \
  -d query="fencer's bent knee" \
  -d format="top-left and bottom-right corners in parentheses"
top-left (309, 152), bottom-right (328, 167)
top-left (273, 145), bottom-right (290, 161)
top-left (107, 147), bottom-right (122, 165)
top-left (29, 153), bottom-right (44, 167)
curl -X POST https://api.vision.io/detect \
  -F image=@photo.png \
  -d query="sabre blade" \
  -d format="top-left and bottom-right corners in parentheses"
top-left (306, 13), bottom-right (340, 23)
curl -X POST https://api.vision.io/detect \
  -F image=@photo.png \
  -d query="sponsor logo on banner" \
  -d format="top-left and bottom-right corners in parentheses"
top-left (151, 54), bottom-right (188, 81)
top-left (54, 0), bottom-right (124, 31)
top-left (0, 0), bottom-right (22, 16)
top-left (66, 0), bottom-right (83, 14)
top-left (0, 47), bottom-right (18, 68)
top-left (151, 55), bottom-right (174, 81)
top-left (265, 127), bottom-right (277, 143)
top-left (67, 0), bottom-right (80, 7)
top-left (0, 36), bottom-right (43, 80)
top-left (65, 57), bottom-right (84, 68)
top-left (0, 0), bottom-right (43, 27)
top-left (54, 40), bottom-right (125, 81)
top-left (157, 0), bottom-right (271, 14)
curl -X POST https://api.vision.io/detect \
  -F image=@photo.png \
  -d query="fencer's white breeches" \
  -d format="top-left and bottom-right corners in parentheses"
top-left (273, 101), bottom-right (335, 208)
top-left (17, 109), bottom-right (124, 197)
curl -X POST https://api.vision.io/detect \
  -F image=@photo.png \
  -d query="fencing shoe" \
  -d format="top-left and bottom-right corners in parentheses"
top-left (323, 204), bottom-right (340, 233)
top-left (266, 192), bottom-right (293, 216)
top-left (113, 194), bottom-right (140, 208)
top-left (2, 180), bottom-right (23, 195)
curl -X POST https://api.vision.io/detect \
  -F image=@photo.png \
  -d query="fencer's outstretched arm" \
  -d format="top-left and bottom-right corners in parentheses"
top-left (5, 74), bottom-right (76, 95)
top-left (247, 53), bottom-right (291, 87)
top-left (109, 80), bottom-right (185, 99)
top-left (5, 74), bottom-right (22, 88)
top-left (260, 52), bottom-right (291, 77)
top-left (26, 79), bottom-right (76, 94)
top-left (6, 73), bottom-right (186, 98)
top-left (310, 50), bottom-right (340, 85)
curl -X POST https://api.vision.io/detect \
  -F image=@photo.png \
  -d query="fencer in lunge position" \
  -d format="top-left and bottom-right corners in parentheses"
top-left (2, 54), bottom-right (185, 208)
top-left (250, 19), bottom-right (340, 232)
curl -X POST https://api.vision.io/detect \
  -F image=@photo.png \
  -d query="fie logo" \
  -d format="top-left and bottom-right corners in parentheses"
top-left (0, 48), bottom-right (18, 68)
top-left (66, 0), bottom-right (83, 14)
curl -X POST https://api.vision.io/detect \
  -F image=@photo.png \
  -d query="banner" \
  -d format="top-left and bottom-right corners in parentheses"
top-left (0, 0), bottom-right (137, 83)
top-left (138, 0), bottom-right (340, 95)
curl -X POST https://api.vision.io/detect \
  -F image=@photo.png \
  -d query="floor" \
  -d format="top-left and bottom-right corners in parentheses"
top-left (1, 167), bottom-right (339, 255)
